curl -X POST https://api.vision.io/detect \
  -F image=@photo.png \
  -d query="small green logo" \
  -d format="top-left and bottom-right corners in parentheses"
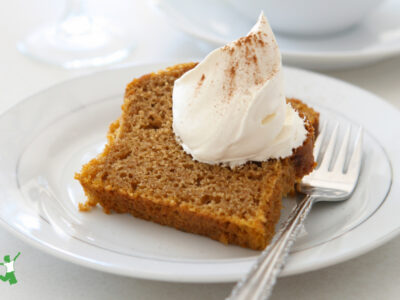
top-left (0, 252), bottom-right (21, 285)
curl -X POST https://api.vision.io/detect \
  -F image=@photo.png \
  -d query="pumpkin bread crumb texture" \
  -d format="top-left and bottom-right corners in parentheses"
top-left (75, 63), bottom-right (319, 250)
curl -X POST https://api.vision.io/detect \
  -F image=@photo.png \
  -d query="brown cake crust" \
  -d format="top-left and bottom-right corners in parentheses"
top-left (75, 63), bottom-right (319, 250)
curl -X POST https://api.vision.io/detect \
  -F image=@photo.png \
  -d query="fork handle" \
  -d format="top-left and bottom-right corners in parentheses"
top-left (227, 194), bottom-right (316, 300)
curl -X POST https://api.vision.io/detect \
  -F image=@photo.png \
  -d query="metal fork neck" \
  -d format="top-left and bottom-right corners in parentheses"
top-left (228, 195), bottom-right (315, 300)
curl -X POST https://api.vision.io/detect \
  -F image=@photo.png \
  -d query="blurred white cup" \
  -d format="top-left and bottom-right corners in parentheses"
top-left (229, 0), bottom-right (385, 36)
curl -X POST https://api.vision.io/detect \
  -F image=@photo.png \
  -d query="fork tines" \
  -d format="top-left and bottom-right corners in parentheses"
top-left (314, 121), bottom-right (363, 174)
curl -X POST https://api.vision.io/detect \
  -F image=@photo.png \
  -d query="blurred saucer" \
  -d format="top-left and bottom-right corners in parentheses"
top-left (151, 0), bottom-right (400, 70)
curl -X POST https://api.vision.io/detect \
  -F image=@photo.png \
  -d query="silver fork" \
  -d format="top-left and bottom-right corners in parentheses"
top-left (227, 122), bottom-right (363, 300)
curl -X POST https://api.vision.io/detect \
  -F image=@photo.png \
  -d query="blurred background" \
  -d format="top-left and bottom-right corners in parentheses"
top-left (10, 0), bottom-right (400, 71)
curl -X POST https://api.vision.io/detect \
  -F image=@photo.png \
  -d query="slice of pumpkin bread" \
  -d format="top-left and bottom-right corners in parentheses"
top-left (75, 62), bottom-right (319, 250)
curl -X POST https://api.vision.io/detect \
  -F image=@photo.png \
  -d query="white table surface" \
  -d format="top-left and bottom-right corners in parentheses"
top-left (1, 1), bottom-right (399, 299)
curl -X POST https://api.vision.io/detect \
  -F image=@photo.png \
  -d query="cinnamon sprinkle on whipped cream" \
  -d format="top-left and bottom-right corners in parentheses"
top-left (172, 12), bottom-right (307, 168)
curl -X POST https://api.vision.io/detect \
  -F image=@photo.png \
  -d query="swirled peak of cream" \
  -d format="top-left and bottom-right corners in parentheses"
top-left (172, 13), bottom-right (307, 167)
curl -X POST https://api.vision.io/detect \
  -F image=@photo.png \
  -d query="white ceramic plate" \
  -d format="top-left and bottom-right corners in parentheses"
top-left (0, 62), bottom-right (399, 283)
top-left (151, 0), bottom-right (400, 70)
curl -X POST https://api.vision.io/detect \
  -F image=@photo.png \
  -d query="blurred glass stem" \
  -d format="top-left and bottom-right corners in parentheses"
top-left (17, 0), bottom-right (135, 69)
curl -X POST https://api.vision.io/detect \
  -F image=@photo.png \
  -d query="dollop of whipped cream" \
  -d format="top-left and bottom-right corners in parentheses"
top-left (172, 13), bottom-right (307, 167)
